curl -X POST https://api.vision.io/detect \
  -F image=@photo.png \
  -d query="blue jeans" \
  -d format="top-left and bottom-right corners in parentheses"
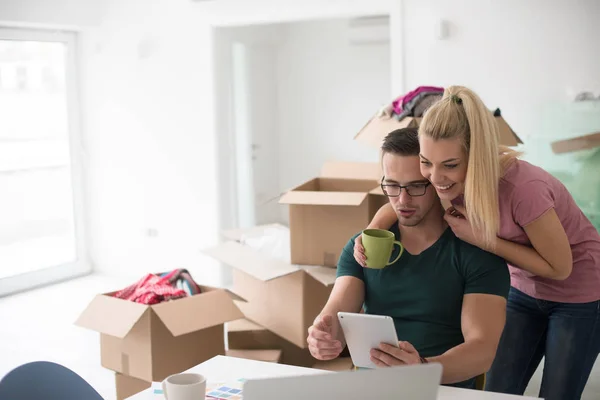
top-left (485, 287), bottom-right (600, 400)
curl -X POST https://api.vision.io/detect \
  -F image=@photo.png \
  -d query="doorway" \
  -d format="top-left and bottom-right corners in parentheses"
top-left (213, 13), bottom-right (395, 231)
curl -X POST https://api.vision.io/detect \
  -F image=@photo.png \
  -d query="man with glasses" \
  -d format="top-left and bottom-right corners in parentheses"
top-left (307, 128), bottom-right (510, 389)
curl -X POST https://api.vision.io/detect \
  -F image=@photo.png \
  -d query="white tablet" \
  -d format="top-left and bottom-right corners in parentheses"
top-left (337, 312), bottom-right (399, 369)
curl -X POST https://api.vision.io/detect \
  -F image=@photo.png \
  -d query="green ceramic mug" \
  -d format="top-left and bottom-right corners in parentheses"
top-left (361, 229), bottom-right (404, 269)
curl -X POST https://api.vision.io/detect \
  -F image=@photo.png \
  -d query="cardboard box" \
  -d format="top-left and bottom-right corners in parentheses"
top-left (551, 131), bottom-right (600, 154)
top-left (76, 285), bottom-right (244, 382)
top-left (312, 357), bottom-right (355, 372)
top-left (115, 373), bottom-right (151, 400)
top-left (355, 113), bottom-right (523, 149)
top-left (227, 318), bottom-right (316, 367)
top-left (226, 349), bottom-right (282, 363)
top-left (279, 161), bottom-right (387, 267)
top-left (203, 225), bottom-right (337, 349)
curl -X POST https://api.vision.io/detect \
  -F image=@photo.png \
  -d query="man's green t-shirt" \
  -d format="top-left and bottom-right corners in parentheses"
top-left (337, 223), bottom-right (510, 387)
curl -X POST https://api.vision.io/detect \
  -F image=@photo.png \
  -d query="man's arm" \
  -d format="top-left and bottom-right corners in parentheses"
top-left (307, 276), bottom-right (365, 360)
top-left (425, 293), bottom-right (507, 384)
top-left (314, 276), bottom-right (365, 344)
top-left (308, 237), bottom-right (367, 360)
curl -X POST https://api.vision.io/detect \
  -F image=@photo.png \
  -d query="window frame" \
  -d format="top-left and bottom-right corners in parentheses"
top-left (0, 27), bottom-right (90, 297)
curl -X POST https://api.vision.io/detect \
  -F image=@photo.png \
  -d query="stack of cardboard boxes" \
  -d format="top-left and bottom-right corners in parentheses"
top-left (204, 161), bottom-right (388, 371)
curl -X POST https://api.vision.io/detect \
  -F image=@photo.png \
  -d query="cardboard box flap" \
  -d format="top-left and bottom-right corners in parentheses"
top-left (551, 131), bottom-right (600, 154)
top-left (227, 291), bottom-right (246, 302)
top-left (151, 289), bottom-right (243, 336)
top-left (320, 161), bottom-right (382, 181)
top-left (369, 186), bottom-right (384, 195)
top-left (354, 114), bottom-right (419, 148)
top-left (279, 191), bottom-right (368, 206)
top-left (496, 116), bottom-right (522, 146)
top-left (198, 285), bottom-right (246, 302)
top-left (227, 318), bottom-right (265, 332)
top-left (75, 294), bottom-right (149, 338)
top-left (203, 241), bottom-right (300, 281)
top-left (299, 265), bottom-right (337, 286)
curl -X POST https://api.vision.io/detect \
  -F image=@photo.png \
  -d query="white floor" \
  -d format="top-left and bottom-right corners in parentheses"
top-left (0, 274), bottom-right (599, 400)
top-left (0, 274), bottom-right (134, 399)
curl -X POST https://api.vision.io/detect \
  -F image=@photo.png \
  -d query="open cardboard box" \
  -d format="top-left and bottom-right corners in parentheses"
top-left (279, 161), bottom-right (387, 267)
top-left (203, 224), bottom-right (337, 349)
top-left (76, 285), bottom-right (243, 383)
top-left (312, 357), bottom-right (355, 372)
top-left (355, 113), bottom-right (523, 149)
top-left (226, 349), bottom-right (283, 363)
top-left (227, 317), bottom-right (315, 367)
top-left (115, 373), bottom-right (151, 400)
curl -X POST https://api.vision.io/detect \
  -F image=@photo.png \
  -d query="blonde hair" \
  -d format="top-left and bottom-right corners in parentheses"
top-left (418, 86), bottom-right (516, 250)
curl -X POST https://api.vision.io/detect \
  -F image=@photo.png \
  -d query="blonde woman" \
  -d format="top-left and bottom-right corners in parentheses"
top-left (354, 86), bottom-right (600, 400)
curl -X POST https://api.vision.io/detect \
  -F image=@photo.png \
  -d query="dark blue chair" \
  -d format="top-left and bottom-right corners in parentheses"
top-left (0, 361), bottom-right (104, 400)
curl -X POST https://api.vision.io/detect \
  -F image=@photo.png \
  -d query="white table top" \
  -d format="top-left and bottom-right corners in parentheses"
top-left (127, 355), bottom-right (540, 400)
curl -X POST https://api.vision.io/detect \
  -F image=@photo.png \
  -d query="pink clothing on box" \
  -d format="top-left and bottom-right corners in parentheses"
top-left (392, 86), bottom-right (444, 115)
top-left (453, 159), bottom-right (600, 303)
top-left (114, 271), bottom-right (187, 304)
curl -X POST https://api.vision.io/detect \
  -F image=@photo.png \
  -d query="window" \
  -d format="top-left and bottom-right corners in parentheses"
top-left (0, 28), bottom-right (88, 296)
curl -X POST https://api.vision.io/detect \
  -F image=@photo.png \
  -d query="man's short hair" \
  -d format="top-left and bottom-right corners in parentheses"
top-left (381, 127), bottom-right (420, 157)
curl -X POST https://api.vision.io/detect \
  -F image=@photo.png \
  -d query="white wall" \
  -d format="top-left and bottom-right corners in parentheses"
top-left (77, 0), bottom-right (393, 281)
top-left (200, 0), bottom-right (394, 26)
top-left (78, 0), bottom-right (222, 280)
top-left (0, 0), bottom-right (105, 28)
top-left (276, 18), bottom-right (391, 193)
top-left (397, 0), bottom-right (600, 170)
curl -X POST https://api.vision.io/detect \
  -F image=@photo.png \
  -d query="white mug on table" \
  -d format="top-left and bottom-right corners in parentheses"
top-left (162, 373), bottom-right (206, 400)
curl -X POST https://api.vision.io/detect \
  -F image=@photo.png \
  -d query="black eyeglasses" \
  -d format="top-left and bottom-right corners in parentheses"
top-left (380, 177), bottom-right (431, 197)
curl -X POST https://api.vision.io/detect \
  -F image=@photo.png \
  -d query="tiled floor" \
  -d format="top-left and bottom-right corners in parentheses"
top-left (0, 274), bottom-right (599, 399)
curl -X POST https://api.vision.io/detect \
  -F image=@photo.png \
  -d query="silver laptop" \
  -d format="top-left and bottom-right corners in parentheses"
top-left (243, 362), bottom-right (443, 400)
